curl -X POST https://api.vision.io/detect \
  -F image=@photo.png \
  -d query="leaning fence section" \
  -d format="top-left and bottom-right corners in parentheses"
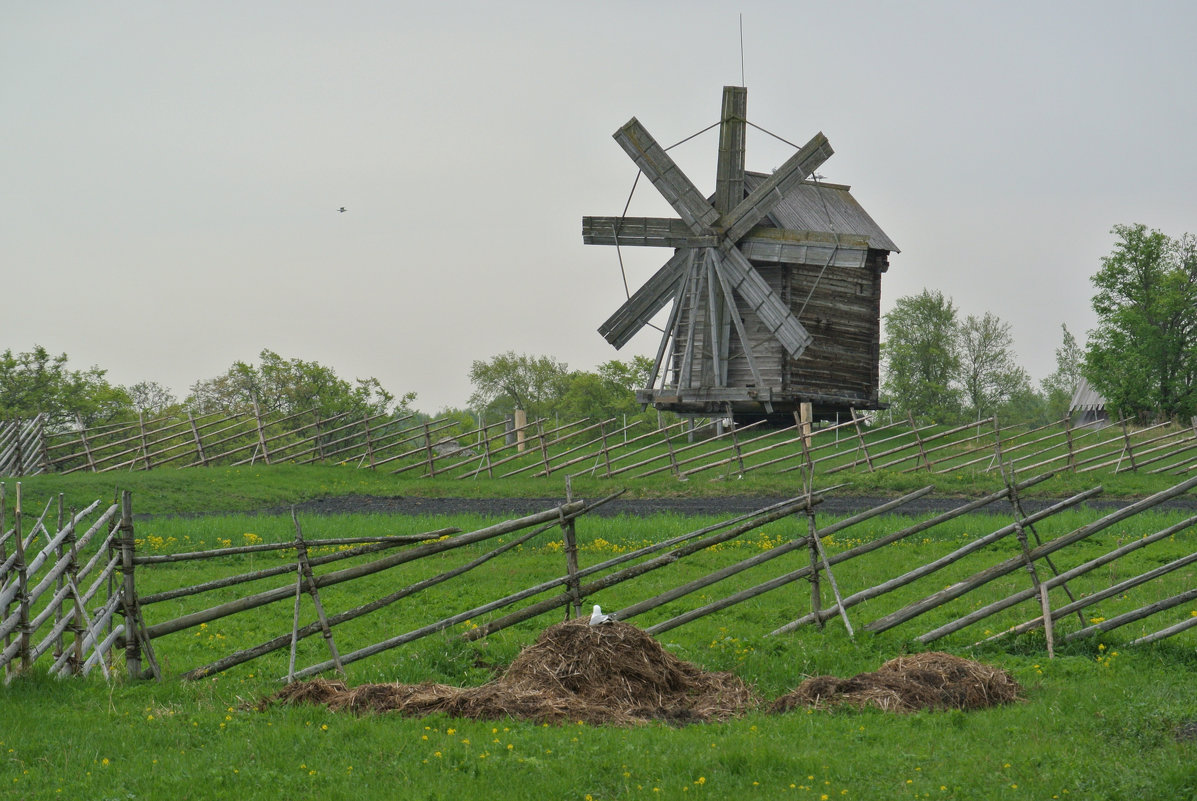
top-left (4, 406), bottom-right (1197, 480)
top-left (0, 483), bottom-right (124, 680)
top-left (6, 470), bottom-right (1196, 683)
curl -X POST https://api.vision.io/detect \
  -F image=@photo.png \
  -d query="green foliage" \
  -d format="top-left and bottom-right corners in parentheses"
top-left (468, 351), bottom-right (570, 420)
top-left (1041, 324), bottom-right (1084, 422)
top-left (127, 380), bottom-right (181, 416)
top-left (557, 356), bottom-right (654, 423)
top-left (0, 345), bottom-right (133, 430)
top-left (959, 312), bottom-right (1032, 420)
top-left (1085, 223), bottom-right (1197, 421)
top-left (187, 348), bottom-right (407, 419)
top-left (881, 290), bottom-right (963, 421)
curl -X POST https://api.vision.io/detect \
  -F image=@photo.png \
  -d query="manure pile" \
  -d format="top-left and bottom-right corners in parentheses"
top-left (770, 652), bottom-right (1023, 714)
top-left (265, 619), bottom-right (756, 725)
top-left (265, 625), bottom-right (1020, 725)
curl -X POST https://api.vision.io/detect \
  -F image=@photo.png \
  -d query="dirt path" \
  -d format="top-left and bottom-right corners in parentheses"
top-left (282, 493), bottom-right (1197, 519)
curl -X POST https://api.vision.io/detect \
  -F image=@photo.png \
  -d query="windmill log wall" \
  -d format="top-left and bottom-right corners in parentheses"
top-left (692, 251), bottom-right (884, 415)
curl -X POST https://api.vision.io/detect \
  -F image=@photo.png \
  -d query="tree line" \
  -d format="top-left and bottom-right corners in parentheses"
top-left (4, 223), bottom-right (1193, 434)
top-left (883, 223), bottom-right (1196, 425)
top-left (0, 345), bottom-right (659, 436)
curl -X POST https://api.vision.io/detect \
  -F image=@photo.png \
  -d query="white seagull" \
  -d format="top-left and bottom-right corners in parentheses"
top-left (589, 604), bottom-right (613, 626)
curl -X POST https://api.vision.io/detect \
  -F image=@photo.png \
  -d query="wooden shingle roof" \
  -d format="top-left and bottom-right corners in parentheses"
top-left (744, 173), bottom-right (899, 253)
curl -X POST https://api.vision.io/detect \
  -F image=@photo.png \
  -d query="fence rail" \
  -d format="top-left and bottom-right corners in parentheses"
top-left (5, 470), bottom-right (1196, 683)
top-left (5, 408), bottom-right (1197, 484)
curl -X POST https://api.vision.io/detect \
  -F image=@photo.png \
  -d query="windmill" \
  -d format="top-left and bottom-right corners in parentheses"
top-left (583, 86), bottom-right (897, 420)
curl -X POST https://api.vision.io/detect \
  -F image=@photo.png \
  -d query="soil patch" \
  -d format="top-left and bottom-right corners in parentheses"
top-left (271, 493), bottom-right (1197, 520)
top-left (770, 652), bottom-right (1023, 714)
top-left (262, 619), bottom-right (757, 726)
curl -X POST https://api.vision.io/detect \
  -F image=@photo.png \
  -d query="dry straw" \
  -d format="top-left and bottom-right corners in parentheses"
top-left (770, 652), bottom-right (1023, 714)
top-left (265, 619), bottom-right (757, 726)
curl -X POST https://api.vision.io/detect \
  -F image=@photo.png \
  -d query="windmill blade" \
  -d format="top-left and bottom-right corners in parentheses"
top-left (715, 245), bottom-right (813, 359)
top-left (597, 249), bottom-right (690, 349)
top-left (720, 132), bottom-right (833, 243)
top-left (582, 216), bottom-right (695, 248)
top-left (613, 117), bottom-right (720, 235)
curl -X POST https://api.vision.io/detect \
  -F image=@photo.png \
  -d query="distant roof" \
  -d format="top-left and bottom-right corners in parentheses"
top-left (1070, 377), bottom-right (1107, 412)
top-left (744, 172), bottom-right (900, 253)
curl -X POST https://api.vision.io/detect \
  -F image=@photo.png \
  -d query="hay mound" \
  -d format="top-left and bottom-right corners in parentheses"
top-left (770, 652), bottom-right (1022, 714)
top-left (264, 619), bottom-right (757, 725)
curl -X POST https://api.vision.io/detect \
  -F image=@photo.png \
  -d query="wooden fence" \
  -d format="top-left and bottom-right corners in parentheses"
top-left (5, 473), bottom-right (1196, 683)
top-left (4, 406), bottom-right (1197, 482)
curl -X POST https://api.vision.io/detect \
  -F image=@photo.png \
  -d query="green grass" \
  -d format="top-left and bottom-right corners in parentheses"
top-left (4, 492), bottom-right (1197, 800)
top-left (4, 455), bottom-right (1192, 521)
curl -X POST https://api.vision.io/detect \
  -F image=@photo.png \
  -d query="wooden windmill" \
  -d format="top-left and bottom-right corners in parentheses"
top-left (584, 86), bottom-right (897, 420)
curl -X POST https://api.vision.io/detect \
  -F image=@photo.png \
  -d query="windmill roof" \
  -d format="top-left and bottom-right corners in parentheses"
top-left (1069, 377), bottom-right (1107, 412)
top-left (743, 172), bottom-right (899, 253)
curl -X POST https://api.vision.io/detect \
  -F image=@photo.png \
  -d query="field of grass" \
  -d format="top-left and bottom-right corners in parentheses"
top-left (3, 470), bottom-right (1197, 800)
top-left (5, 456), bottom-right (1191, 520)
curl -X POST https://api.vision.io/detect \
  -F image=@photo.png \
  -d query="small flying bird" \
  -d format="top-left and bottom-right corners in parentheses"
top-left (337, 207), bottom-right (347, 213)
top-left (589, 604), bottom-right (614, 626)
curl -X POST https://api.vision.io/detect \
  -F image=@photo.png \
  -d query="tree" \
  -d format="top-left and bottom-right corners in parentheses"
top-left (959, 312), bottom-right (1031, 419)
top-left (127, 380), bottom-right (180, 416)
top-left (1085, 224), bottom-right (1197, 421)
top-left (468, 352), bottom-right (570, 420)
top-left (881, 290), bottom-right (962, 420)
top-left (187, 349), bottom-right (406, 419)
top-left (1041, 324), bottom-right (1084, 421)
top-left (0, 345), bottom-right (133, 430)
top-left (557, 357), bottom-right (655, 422)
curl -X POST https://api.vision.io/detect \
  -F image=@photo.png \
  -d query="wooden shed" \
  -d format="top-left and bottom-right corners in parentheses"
top-left (583, 86), bottom-right (898, 421)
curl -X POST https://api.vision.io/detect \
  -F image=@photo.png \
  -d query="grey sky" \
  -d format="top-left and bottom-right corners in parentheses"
top-left (4, 1), bottom-right (1195, 412)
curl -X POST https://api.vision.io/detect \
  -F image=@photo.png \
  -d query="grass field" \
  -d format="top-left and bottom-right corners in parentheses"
top-left (3, 468), bottom-right (1197, 800)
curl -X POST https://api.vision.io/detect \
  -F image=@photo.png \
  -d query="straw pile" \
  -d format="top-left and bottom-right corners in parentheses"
top-left (264, 618), bottom-right (758, 725)
top-left (770, 652), bottom-right (1023, 714)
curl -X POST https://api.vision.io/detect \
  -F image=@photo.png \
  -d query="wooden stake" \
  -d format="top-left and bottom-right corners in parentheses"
top-left (560, 478), bottom-right (581, 619)
top-left (290, 510), bottom-right (344, 676)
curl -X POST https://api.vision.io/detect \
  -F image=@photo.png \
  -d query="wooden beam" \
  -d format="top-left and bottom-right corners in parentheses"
top-left (719, 132), bottom-right (832, 242)
top-left (597, 248), bottom-right (688, 349)
top-left (613, 117), bottom-right (720, 234)
top-left (582, 216), bottom-right (694, 248)
top-left (715, 85), bottom-right (747, 215)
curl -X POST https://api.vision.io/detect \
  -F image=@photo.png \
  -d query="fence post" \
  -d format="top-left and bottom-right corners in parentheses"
top-left (138, 412), bottom-right (152, 470)
top-left (730, 418), bottom-right (745, 478)
top-left (423, 422), bottom-right (436, 477)
top-left (537, 420), bottom-right (552, 477)
top-left (36, 415), bottom-right (50, 474)
top-left (14, 418), bottom-right (24, 476)
top-left (66, 505), bottom-right (84, 675)
top-left (13, 483), bottom-right (33, 672)
top-left (53, 494), bottom-right (65, 662)
top-left (290, 510), bottom-right (345, 676)
top-left (252, 399), bottom-right (272, 465)
top-left (312, 414), bottom-right (326, 463)
top-left (561, 477), bottom-right (582, 619)
top-left (0, 483), bottom-right (6, 677)
top-left (849, 407), bottom-right (875, 471)
top-left (663, 426), bottom-right (681, 478)
top-left (187, 410), bottom-right (208, 466)
top-left (119, 490), bottom-right (159, 679)
top-left (1062, 413), bottom-right (1077, 471)
top-left (907, 411), bottom-right (931, 471)
top-left (1119, 412), bottom-right (1138, 472)
top-left (75, 414), bottom-right (97, 473)
top-left (598, 421), bottom-right (614, 478)
top-left (807, 509), bottom-right (822, 629)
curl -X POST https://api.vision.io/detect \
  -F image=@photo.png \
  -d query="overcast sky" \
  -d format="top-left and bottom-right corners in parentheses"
top-left (5, 1), bottom-right (1196, 413)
